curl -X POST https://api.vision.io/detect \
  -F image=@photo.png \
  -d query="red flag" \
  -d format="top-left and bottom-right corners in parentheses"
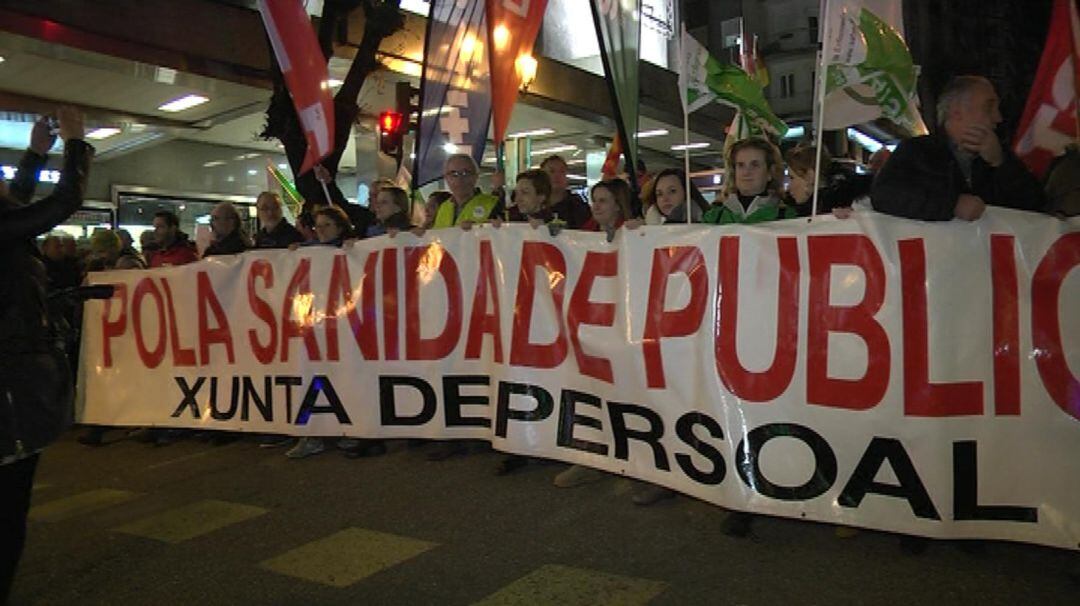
top-left (486, 0), bottom-right (549, 144)
top-left (1013, 0), bottom-right (1080, 179)
top-left (601, 132), bottom-right (623, 179)
top-left (257, 0), bottom-right (335, 175)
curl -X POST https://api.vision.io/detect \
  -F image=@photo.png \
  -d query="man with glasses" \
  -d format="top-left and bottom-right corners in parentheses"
top-left (431, 154), bottom-right (503, 228)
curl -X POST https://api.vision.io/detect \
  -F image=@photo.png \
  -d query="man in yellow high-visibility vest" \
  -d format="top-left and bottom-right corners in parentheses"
top-left (431, 154), bottom-right (503, 228)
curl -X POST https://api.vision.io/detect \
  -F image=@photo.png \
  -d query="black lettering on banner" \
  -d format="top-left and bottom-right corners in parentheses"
top-left (241, 376), bottom-right (273, 422)
top-left (608, 402), bottom-right (670, 471)
top-left (295, 375), bottom-right (350, 425)
top-left (210, 377), bottom-right (239, 420)
top-left (274, 376), bottom-right (303, 422)
top-left (444, 375), bottom-right (492, 428)
top-left (171, 376), bottom-right (205, 418)
top-left (838, 437), bottom-right (940, 520)
top-left (495, 381), bottom-right (554, 437)
top-left (379, 376), bottom-right (436, 426)
top-left (953, 441), bottom-right (1038, 523)
top-left (557, 390), bottom-right (608, 455)
top-left (674, 412), bottom-right (726, 485)
top-left (735, 423), bottom-right (837, 500)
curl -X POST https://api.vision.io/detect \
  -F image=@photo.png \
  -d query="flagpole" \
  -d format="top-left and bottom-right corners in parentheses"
top-left (681, 23), bottom-right (692, 225)
top-left (809, 2), bottom-right (834, 222)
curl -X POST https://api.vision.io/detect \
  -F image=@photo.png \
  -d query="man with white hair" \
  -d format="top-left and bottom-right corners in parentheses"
top-left (203, 201), bottom-right (250, 257)
top-left (872, 75), bottom-right (1045, 221)
top-left (430, 153), bottom-right (503, 228)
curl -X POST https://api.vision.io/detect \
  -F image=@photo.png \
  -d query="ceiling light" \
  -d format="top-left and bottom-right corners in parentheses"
top-left (158, 94), bottom-right (209, 112)
top-left (85, 127), bottom-right (121, 140)
top-left (636, 129), bottom-right (669, 138)
top-left (566, 159), bottom-right (585, 165)
top-left (530, 144), bottom-right (577, 156)
top-left (277, 163), bottom-right (289, 170)
top-left (0, 56), bottom-right (5, 64)
top-left (566, 175), bottom-right (588, 181)
top-left (671, 142), bottom-right (710, 151)
top-left (327, 78), bottom-right (343, 88)
top-left (508, 128), bottom-right (554, 139)
top-left (203, 160), bottom-right (226, 168)
top-left (247, 169), bottom-right (258, 176)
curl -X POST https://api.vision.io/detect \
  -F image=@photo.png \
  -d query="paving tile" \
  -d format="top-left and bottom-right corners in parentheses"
top-left (260, 527), bottom-right (438, 588)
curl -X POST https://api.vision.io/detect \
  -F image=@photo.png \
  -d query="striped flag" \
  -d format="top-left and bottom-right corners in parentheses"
top-left (256, 0), bottom-right (335, 174)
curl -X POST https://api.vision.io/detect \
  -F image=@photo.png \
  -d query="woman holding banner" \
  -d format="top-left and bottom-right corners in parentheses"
top-left (703, 138), bottom-right (794, 225)
top-left (641, 168), bottom-right (709, 225)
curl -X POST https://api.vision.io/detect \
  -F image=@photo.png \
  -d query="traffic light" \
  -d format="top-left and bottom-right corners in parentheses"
top-left (378, 110), bottom-right (405, 157)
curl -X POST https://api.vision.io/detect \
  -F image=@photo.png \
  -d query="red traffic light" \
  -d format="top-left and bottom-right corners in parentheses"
top-left (379, 111), bottom-right (404, 134)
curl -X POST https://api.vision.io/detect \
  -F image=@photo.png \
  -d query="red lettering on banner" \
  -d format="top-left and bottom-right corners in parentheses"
top-left (715, 236), bottom-right (800, 401)
top-left (899, 239), bottom-right (983, 416)
top-left (325, 252), bottom-right (379, 361)
top-left (279, 260), bottom-right (320, 362)
top-left (405, 244), bottom-right (463, 360)
top-left (806, 235), bottom-right (889, 410)
top-left (465, 240), bottom-right (504, 363)
top-left (101, 283), bottom-right (127, 368)
top-left (383, 248), bottom-right (400, 360)
top-left (197, 271), bottom-right (236, 364)
top-left (132, 277), bottom-right (166, 368)
top-left (568, 251), bottom-right (618, 383)
top-left (510, 241), bottom-right (569, 368)
top-left (642, 246), bottom-right (707, 389)
top-left (247, 260), bottom-right (277, 364)
top-left (1031, 232), bottom-right (1080, 421)
top-left (160, 279), bottom-right (196, 366)
top-left (990, 235), bottom-right (1021, 416)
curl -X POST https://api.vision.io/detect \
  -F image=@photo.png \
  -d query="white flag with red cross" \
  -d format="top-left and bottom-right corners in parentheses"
top-left (1013, 0), bottom-right (1080, 179)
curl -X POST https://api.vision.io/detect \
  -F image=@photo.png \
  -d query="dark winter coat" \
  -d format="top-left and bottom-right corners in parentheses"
top-left (871, 132), bottom-right (1045, 221)
top-left (254, 220), bottom-right (304, 249)
top-left (0, 140), bottom-right (92, 461)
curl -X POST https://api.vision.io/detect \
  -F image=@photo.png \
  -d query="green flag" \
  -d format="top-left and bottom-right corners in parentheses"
top-left (680, 28), bottom-right (786, 137)
top-left (822, 1), bottom-right (927, 134)
top-left (705, 61), bottom-right (788, 137)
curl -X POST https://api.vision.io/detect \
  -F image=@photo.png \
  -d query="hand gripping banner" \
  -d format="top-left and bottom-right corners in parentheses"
top-left (79, 209), bottom-right (1080, 550)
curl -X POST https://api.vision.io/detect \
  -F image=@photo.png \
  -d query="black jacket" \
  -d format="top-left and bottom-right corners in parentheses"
top-left (0, 140), bottom-right (92, 460)
top-left (549, 191), bottom-right (591, 229)
top-left (254, 220), bottom-right (304, 249)
top-left (871, 132), bottom-right (1045, 221)
top-left (203, 229), bottom-right (249, 258)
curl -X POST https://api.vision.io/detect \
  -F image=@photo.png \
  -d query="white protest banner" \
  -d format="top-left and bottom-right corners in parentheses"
top-left (79, 209), bottom-right (1080, 550)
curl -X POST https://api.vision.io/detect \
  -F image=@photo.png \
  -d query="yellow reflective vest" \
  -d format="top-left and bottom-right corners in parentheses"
top-left (432, 193), bottom-right (500, 228)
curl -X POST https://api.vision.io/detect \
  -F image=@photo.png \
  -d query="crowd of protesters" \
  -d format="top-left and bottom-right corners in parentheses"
top-left (3, 73), bottom-right (1075, 601)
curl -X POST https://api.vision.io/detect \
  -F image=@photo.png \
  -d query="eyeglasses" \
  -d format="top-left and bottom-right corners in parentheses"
top-left (445, 170), bottom-right (475, 178)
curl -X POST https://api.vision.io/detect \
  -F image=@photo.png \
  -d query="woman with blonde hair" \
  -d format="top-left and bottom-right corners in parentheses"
top-left (704, 137), bottom-right (795, 224)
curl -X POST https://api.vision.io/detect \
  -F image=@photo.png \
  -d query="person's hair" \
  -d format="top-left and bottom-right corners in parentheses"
top-left (314, 206), bottom-right (352, 236)
top-left (516, 169), bottom-right (552, 200)
top-left (785, 144), bottom-right (832, 178)
top-left (379, 186), bottom-right (411, 216)
top-left (443, 153), bottom-right (479, 175)
top-left (153, 210), bottom-right (180, 228)
top-left (590, 178), bottom-right (633, 220)
top-left (936, 75), bottom-right (993, 127)
top-left (540, 155), bottom-right (567, 170)
top-left (214, 202), bottom-right (242, 228)
top-left (646, 168), bottom-right (709, 213)
top-left (257, 191), bottom-right (282, 207)
top-left (90, 229), bottom-right (122, 257)
top-left (723, 137), bottom-right (783, 196)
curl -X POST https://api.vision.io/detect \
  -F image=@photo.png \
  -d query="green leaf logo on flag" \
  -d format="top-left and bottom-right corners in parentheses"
top-left (704, 61), bottom-right (788, 137)
top-left (825, 5), bottom-right (921, 133)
